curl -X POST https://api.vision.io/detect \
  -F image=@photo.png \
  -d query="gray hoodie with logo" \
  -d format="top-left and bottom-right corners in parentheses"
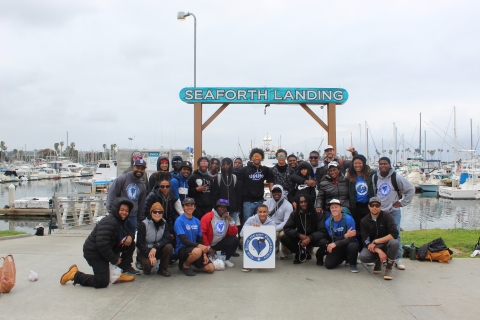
top-left (107, 171), bottom-right (146, 221)
top-left (373, 168), bottom-right (415, 212)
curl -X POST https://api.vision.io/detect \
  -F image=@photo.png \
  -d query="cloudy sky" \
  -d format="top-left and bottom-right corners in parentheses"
top-left (1, 0), bottom-right (478, 161)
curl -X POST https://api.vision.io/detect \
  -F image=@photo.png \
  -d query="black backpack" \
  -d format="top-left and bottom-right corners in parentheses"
top-left (373, 171), bottom-right (402, 198)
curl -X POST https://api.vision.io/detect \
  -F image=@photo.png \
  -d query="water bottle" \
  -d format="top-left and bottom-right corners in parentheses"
top-left (409, 243), bottom-right (416, 260)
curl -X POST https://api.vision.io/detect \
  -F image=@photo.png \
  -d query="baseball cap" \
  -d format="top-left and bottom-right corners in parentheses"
top-left (182, 197), bottom-right (195, 205)
top-left (180, 161), bottom-right (193, 170)
top-left (215, 199), bottom-right (230, 207)
top-left (272, 186), bottom-right (282, 193)
top-left (134, 159), bottom-right (147, 167)
top-left (369, 197), bottom-right (382, 205)
top-left (329, 199), bottom-right (341, 205)
top-left (328, 161), bottom-right (340, 168)
top-left (324, 145), bottom-right (334, 151)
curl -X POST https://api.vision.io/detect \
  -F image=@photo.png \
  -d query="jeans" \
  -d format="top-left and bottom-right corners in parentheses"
top-left (74, 258), bottom-right (110, 289)
top-left (229, 212), bottom-right (240, 226)
top-left (317, 239), bottom-right (359, 269)
top-left (125, 216), bottom-right (137, 235)
top-left (137, 243), bottom-right (172, 273)
top-left (243, 201), bottom-right (263, 221)
top-left (359, 239), bottom-right (399, 263)
top-left (391, 209), bottom-right (402, 259)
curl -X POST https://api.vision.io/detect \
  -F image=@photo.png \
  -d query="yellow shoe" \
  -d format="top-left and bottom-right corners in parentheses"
top-left (60, 264), bottom-right (78, 285)
top-left (113, 273), bottom-right (135, 284)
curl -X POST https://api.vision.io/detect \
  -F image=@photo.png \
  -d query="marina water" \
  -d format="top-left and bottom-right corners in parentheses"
top-left (1, 179), bottom-right (479, 234)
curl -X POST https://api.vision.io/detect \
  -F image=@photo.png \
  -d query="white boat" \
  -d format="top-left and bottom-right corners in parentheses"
top-left (36, 167), bottom-right (58, 179)
top-left (438, 179), bottom-right (480, 200)
top-left (419, 173), bottom-right (451, 192)
top-left (66, 163), bottom-right (84, 177)
top-left (73, 160), bottom-right (117, 193)
top-left (58, 167), bottom-right (74, 178)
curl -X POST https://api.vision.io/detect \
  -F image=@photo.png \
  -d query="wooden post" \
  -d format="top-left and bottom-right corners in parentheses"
top-left (327, 103), bottom-right (337, 151)
top-left (194, 102), bottom-right (203, 170)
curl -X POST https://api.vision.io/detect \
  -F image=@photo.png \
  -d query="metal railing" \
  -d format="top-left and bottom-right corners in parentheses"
top-left (53, 193), bottom-right (108, 229)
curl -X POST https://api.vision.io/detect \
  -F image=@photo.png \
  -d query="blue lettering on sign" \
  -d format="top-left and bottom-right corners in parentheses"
top-left (148, 152), bottom-right (160, 157)
top-left (179, 87), bottom-right (349, 104)
top-left (244, 232), bottom-right (274, 262)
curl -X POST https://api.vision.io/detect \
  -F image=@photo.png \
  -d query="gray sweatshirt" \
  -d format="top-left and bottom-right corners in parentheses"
top-left (240, 214), bottom-right (276, 237)
top-left (373, 168), bottom-right (415, 212)
top-left (107, 171), bottom-right (146, 220)
top-left (263, 184), bottom-right (293, 232)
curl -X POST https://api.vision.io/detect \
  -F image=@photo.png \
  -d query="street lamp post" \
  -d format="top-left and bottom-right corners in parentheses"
top-left (177, 11), bottom-right (197, 87)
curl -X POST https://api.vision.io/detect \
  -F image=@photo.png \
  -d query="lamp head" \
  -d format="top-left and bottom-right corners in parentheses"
top-left (177, 11), bottom-right (190, 20)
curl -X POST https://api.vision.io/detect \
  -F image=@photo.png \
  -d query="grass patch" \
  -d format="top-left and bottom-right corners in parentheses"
top-left (0, 230), bottom-right (27, 238)
top-left (401, 228), bottom-right (480, 258)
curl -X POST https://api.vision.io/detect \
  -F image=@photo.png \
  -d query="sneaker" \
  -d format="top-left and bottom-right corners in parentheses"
top-left (350, 264), bottom-right (359, 273)
top-left (357, 258), bottom-right (362, 264)
top-left (136, 261), bottom-right (143, 270)
top-left (124, 267), bottom-right (140, 275)
top-left (280, 252), bottom-right (288, 260)
top-left (113, 273), bottom-right (135, 284)
top-left (395, 259), bottom-right (406, 270)
top-left (157, 267), bottom-right (171, 277)
top-left (232, 252), bottom-right (240, 257)
top-left (242, 268), bottom-right (251, 272)
top-left (143, 268), bottom-right (151, 275)
top-left (373, 259), bottom-right (382, 274)
top-left (384, 259), bottom-right (394, 280)
top-left (306, 253), bottom-right (312, 260)
top-left (224, 260), bottom-right (235, 268)
top-left (365, 262), bottom-right (375, 266)
top-left (60, 264), bottom-right (78, 285)
top-left (183, 267), bottom-right (196, 276)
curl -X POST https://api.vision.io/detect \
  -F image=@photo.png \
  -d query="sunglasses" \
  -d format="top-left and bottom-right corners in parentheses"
top-left (133, 155), bottom-right (142, 160)
top-left (152, 210), bottom-right (163, 215)
top-left (369, 203), bottom-right (381, 208)
top-left (159, 185), bottom-right (170, 189)
top-left (200, 161), bottom-right (209, 165)
top-left (219, 199), bottom-right (229, 204)
top-left (309, 156), bottom-right (319, 160)
top-left (252, 156), bottom-right (263, 160)
top-left (173, 160), bottom-right (182, 163)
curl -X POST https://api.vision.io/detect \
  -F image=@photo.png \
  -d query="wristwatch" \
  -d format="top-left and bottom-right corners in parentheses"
top-left (372, 240), bottom-right (377, 245)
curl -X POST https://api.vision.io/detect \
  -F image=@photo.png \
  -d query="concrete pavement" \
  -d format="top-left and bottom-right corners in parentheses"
top-left (0, 230), bottom-right (478, 320)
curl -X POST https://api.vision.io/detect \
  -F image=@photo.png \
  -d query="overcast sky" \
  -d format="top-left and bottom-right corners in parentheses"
top-left (1, 0), bottom-right (478, 161)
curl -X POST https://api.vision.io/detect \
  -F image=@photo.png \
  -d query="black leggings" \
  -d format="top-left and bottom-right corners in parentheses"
top-left (74, 258), bottom-right (110, 289)
top-left (318, 238), bottom-right (359, 269)
top-left (280, 233), bottom-right (323, 255)
top-left (354, 202), bottom-right (370, 251)
top-left (211, 236), bottom-right (239, 260)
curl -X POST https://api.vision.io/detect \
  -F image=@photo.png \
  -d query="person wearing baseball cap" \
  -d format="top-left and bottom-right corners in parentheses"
top-left (174, 197), bottom-right (215, 276)
top-left (314, 144), bottom-right (358, 183)
top-left (317, 199), bottom-right (359, 272)
top-left (106, 156), bottom-right (148, 275)
top-left (170, 161), bottom-right (193, 203)
top-left (359, 197), bottom-right (399, 280)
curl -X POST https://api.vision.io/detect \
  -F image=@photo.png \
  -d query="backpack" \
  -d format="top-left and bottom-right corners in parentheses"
top-left (373, 171), bottom-right (402, 198)
top-left (217, 174), bottom-right (237, 187)
top-left (417, 237), bottom-right (453, 263)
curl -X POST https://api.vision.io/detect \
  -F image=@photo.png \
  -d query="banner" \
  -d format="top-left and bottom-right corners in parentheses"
top-left (243, 226), bottom-right (276, 268)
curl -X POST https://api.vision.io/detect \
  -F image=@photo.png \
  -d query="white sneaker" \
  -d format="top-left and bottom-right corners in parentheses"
top-left (365, 262), bottom-right (375, 266)
top-left (395, 259), bottom-right (406, 270)
top-left (224, 260), bottom-right (235, 268)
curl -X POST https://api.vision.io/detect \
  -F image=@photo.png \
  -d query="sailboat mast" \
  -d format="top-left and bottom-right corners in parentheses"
top-left (419, 113), bottom-right (422, 157)
top-left (365, 121), bottom-right (369, 163)
top-left (453, 106), bottom-right (457, 187)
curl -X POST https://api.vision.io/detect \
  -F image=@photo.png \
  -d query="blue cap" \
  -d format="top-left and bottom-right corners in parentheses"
top-left (134, 159), bottom-right (147, 167)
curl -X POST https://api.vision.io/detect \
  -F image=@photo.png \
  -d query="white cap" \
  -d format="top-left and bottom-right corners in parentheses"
top-left (329, 199), bottom-right (341, 205)
top-left (324, 145), bottom-right (334, 151)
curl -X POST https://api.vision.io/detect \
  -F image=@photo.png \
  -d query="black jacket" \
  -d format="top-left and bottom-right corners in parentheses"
top-left (83, 197), bottom-right (133, 265)
top-left (136, 218), bottom-right (171, 256)
top-left (147, 156), bottom-right (170, 194)
top-left (213, 168), bottom-right (242, 212)
top-left (188, 169), bottom-right (216, 207)
top-left (315, 153), bottom-right (357, 183)
top-left (360, 211), bottom-right (399, 247)
top-left (144, 187), bottom-right (180, 231)
top-left (283, 210), bottom-right (327, 243)
top-left (289, 162), bottom-right (317, 203)
top-left (347, 169), bottom-right (376, 216)
top-left (315, 174), bottom-right (350, 212)
top-left (238, 161), bottom-right (269, 202)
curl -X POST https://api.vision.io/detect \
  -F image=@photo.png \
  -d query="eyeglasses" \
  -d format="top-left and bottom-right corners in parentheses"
top-left (369, 203), bottom-right (381, 208)
top-left (219, 199), bottom-right (229, 204)
top-left (277, 155), bottom-right (286, 159)
top-left (152, 210), bottom-right (163, 215)
top-left (173, 160), bottom-right (182, 163)
top-left (159, 185), bottom-right (170, 189)
top-left (309, 156), bottom-right (319, 160)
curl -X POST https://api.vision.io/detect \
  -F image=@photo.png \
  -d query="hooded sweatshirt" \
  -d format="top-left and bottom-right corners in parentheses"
top-left (373, 168), bottom-right (415, 212)
top-left (239, 161), bottom-right (269, 202)
top-left (201, 208), bottom-right (238, 247)
top-left (283, 209), bottom-right (327, 243)
top-left (289, 162), bottom-right (317, 203)
top-left (188, 168), bottom-right (216, 208)
top-left (107, 171), bottom-right (146, 229)
top-left (144, 187), bottom-right (182, 231)
top-left (263, 184), bottom-right (293, 232)
top-left (83, 197), bottom-right (133, 265)
top-left (240, 214), bottom-right (276, 237)
top-left (122, 151), bottom-right (149, 188)
top-left (170, 156), bottom-right (183, 179)
top-left (147, 156), bottom-right (170, 194)
top-left (214, 162), bottom-right (242, 212)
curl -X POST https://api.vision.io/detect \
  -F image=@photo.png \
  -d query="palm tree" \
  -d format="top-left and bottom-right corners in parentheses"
top-left (0, 141), bottom-right (6, 161)
top-left (13, 148), bottom-right (18, 159)
top-left (110, 144), bottom-right (117, 160)
top-left (54, 143), bottom-right (60, 156)
top-left (60, 141), bottom-right (64, 156)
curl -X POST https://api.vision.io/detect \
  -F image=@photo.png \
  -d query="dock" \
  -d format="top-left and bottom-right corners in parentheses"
top-left (0, 208), bottom-right (52, 216)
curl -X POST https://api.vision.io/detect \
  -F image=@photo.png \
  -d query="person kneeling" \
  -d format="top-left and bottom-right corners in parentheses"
top-left (281, 194), bottom-right (328, 265)
top-left (60, 198), bottom-right (135, 288)
top-left (318, 199), bottom-right (359, 272)
top-left (174, 198), bottom-right (215, 276)
top-left (359, 197), bottom-right (399, 280)
top-left (201, 199), bottom-right (239, 268)
top-left (136, 202), bottom-right (172, 277)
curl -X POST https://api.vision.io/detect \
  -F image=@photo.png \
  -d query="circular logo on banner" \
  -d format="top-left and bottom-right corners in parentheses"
top-left (244, 232), bottom-right (274, 262)
top-left (378, 182), bottom-right (392, 197)
top-left (214, 220), bottom-right (226, 234)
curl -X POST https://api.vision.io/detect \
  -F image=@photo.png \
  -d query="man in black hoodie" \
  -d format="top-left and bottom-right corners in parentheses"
top-left (281, 194), bottom-right (328, 265)
top-left (237, 148), bottom-right (270, 222)
top-left (147, 156), bottom-right (170, 194)
top-left (188, 157), bottom-right (216, 219)
top-left (170, 155), bottom-right (183, 180)
top-left (214, 157), bottom-right (242, 225)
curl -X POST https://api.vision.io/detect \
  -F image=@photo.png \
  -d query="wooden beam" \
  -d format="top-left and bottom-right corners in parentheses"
top-left (327, 103), bottom-right (337, 151)
top-left (202, 103), bottom-right (229, 131)
top-left (193, 103), bottom-right (203, 170)
top-left (300, 103), bottom-right (328, 132)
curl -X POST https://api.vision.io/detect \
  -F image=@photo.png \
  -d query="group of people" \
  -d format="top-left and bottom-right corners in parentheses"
top-left (60, 145), bottom-right (415, 288)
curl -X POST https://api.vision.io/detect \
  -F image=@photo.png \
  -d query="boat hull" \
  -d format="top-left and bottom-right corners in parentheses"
top-left (438, 186), bottom-right (480, 200)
